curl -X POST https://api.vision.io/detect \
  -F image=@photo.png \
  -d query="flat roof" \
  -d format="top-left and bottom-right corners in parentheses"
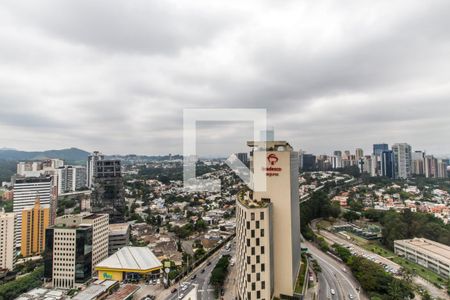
top-left (109, 223), bottom-right (130, 235)
top-left (95, 247), bottom-right (162, 271)
top-left (395, 238), bottom-right (450, 265)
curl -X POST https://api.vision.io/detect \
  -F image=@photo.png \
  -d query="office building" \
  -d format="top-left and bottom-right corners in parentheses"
top-left (21, 198), bottom-right (50, 257)
top-left (412, 151), bottom-right (425, 175)
top-left (373, 143), bottom-right (389, 156)
top-left (56, 165), bottom-right (87, 195)
top-left (355, 148), bottom-right (364, 160)
top-left (108, 223), bottom-right (130, 255)
top-left (394, 238), bottom-right (450, 277)
top-left (44, 213), bottom-right (109, 289)
top-left (17, 159), bottom-right (64, 178)
top-left (236, 140), bottom-right (301, 299)
top-left (437, 160), bottom-right (448, 178)
top-left (330, 155), bottom-right (342, 169)
top-left (424, 155), bottom-right (438, 178)
top-left (333, 150), bottom-right (342, 157)
top-left (301, 154), bottom-right (316, 171)
top-left (44, 224), bottom-right (93, 289)
top-left (0, 211), bottom-right (15, 270)
top-left (91, 160), bottom-right (126, 223)
top-left (381, 150), bottom-right (396, 179)
top-left (13, 176), bottom-right (53, 248)
top-left (87, 151), bottom-right (105, 188)
top-left (236, 153), bottom-right (249, 165)
top-left (392, 143), bottom-right (412, 179)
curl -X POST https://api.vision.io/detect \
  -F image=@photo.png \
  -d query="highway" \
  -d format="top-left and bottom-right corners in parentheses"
top-left (304, 239), bottom-right (366, 300)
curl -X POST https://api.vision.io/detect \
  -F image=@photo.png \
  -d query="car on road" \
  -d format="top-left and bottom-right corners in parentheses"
top-left (207, 261), bottom-right (212, 266)
top-left (191, 275), bottom-right (197, 280)
top-left (330, 289), bottom-right (336, 295)
top-left (348, 294), bottom-right (354, 299)
top-left (178, 293), bottom-right (184, 299)
top-left (201, 269), bottom-right (205, 273)
top-left (171, 288), bottom-right (177, 294)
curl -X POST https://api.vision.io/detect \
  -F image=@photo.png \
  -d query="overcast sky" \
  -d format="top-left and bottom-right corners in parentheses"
top-left (1, 1), bottom-right (449, 157)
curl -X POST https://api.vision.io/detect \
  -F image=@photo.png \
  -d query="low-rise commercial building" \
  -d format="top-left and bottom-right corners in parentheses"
top-left (108, 223), bottom-right (130, 255)
top-left (394, 238), bottom-right (450, 277)
top-left (95, 247), bottom-right (162, 282)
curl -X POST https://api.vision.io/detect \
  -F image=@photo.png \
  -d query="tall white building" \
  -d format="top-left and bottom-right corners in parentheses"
top-left (17, 159), bottom-right (64, 178)
top-left (412, 151), bottom-right (425, 175)
top-left (87, 151), bottom-right (104, 188)
top-left (392, 143), bottom-right (412, 179)
top-left (0, 211), bottom-right (15, 270)
top-left (236, 140), bottom-right (301, 299)
top-left (56, 166), bottom-right (87, 195)
top-left (13, 176), bottom-right (53, 248)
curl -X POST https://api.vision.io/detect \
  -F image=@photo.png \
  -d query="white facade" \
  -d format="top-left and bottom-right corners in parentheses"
top-left (0, 212), bottom-right (15, 270)
top-left (13, 177), bottom-right (52, 248)
top-left (57, 166), bottom-right (87, 195)
top-left (87, 151), bottom-right (104, 188)
top-left (82, 214), bottom-right (109, 273)
top-left (236, 141), bottom-right (301, 299)
top-left (392, 143), bottom-right (412, 179)
top-left (17, 159), bottom-right (63, 180)
top-left (52, 228), bottom-right (77, 289)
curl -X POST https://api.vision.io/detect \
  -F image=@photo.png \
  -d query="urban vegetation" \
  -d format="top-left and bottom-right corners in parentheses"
top-left (0, 266), bottom-right (43, 300)
top-left (209, 255), bottom-right (230, 297)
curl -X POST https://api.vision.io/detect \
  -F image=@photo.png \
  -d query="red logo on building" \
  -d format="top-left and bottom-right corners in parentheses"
top-left (267, 154), bottom-right (278, 165)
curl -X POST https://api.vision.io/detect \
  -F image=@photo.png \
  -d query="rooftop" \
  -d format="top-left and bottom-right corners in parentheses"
top-left (237, 190), bottom-right (270, 209)
top-left (109, 223), bottom-right (130, 235)
top-left (95, 247), bottom-right (162, 271)
top-left (395, 238), bottom-right (450, 264)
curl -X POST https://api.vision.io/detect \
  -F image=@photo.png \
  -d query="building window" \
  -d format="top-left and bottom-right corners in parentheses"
top-left (261, 246), bottom-right (265, 254)
top-left (256, 273), bottom-right (260, 280)
top-left (262, 281), bottom-right (265, 289)
top-left (260, 212), bottom-right (264, 220)
top-left (251, 213), bottom-right (255, 220)
top-left (256, 256), bottom-right (260, 263)
top-left (251, 247), bottom-right (255, 255)
top-left (256, 238), bottom-right (260, 246)
top-left (256, 221), bottom-right (260, 229)
top-left (246, 221), bottom-right (250, 229)
top-left (247, 274), bottom-right (251, 282)
top-left (247, 256), bottom-right (251, 264)
top-left (252, 282), bottom-right (256, 291)
top-left (252, 265), bottom-right (256, 273)
top-left (247, 239), bottom-right (250, 247)
top-left (251, 230), bottom-right (255, 238)
top-left (261, 229), bottom-right (265, 237)
top-left (257, 291), bottom-right (261, 299)
top-left (261, 264), bottom-right (265, 272)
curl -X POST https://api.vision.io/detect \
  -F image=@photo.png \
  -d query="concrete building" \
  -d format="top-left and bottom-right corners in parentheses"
top-left (91, 160), bottom-right (126, 223)
top-left (108, 223), bottom-right (130, 255)
top-left (17, 159), bottom-right (64, 178)
top-left (44, 223), bottom-right (93, 289)
top-left (236, 140), bottom-right (301, 299)
top-left (394, 238), bottom-right (450, 277)
top-left (412, 151), bottom-right (425, 175)
top-left (56, 165), bottom-right (87, 195)
top-left (355, 148), bottom-right (364, 161)
top-left (13, 176), bottom-right (53, 248)
top-left (44, 213), bottom-right (109, 289)
top-left (21, 198), bottom-right (50, 257)
top-left (424, 155), bottom-right (438, 178)
top-left (236, 153), bottom-right (249, 165)
top-left (0, 211), bottom-right (15, 270)
top-left (392, 143), bottom-right (412, 179)
top-left (87, 151), bottom-right (105, 188)
top-left (437, 160), bottom-right (448, 178)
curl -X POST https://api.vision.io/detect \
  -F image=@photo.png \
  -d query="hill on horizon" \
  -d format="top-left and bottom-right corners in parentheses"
top-left (0, 147), bottom-right (90, 163)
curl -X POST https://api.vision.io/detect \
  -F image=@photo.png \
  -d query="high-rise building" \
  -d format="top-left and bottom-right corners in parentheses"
top-left (333, 150), bottom-right (342, 157)
top-left (21, 198), bottom-right (50, 257)
top-left (91, 160), bottom-right (125, 223)
top-left (381, 150), bottom-right (396, 179)
top-left (56, 165), bottom-right (87, 195)
top-left (301, 154), bottom-right (316, 171)
top-left (236, 140), bottom-right (301, 299)
top-left (17, 159), bottom-right (64, 178)
top-left (412, 151), bottom-right (425, 176)
top-left (44, 213), bottom-right (109, 289)
top-left (13, 176), bottom-right (53, 248)
top-left (236, 153), bottom-right (249, 165)
top-left (424, 155), bottom-right (438, 178)
top-left (437, 160), bottom-right (448, 178)
top-left (44, 224), bottom-right (93, 289)
top-left (330, 155), bottom-right (342, 169)
top-left (87, 151), bottom-right (105, 188)
top-left (392, 143), bottom-right (412, 179)
top-left (355, 148), bottom-right (364, 161)
top-left (0, 211), bottom-right (15, 270)
top-left (373, 144), bottom-right (389, 156)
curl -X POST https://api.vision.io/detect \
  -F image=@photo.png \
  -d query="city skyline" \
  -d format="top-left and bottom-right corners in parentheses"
top-left (1, 1), bottom-right (450, 156)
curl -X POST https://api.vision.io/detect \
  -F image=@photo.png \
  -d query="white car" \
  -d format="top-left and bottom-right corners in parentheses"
top-left (349, 294), bottom-right (354, 299)
top-left (330, 289), bottom-right (336, 295)
top-left (178, 294), bottom-right (184, 299)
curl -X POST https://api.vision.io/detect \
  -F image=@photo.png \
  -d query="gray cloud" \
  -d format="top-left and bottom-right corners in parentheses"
top-left (0, 0), bottom-right (449, 156)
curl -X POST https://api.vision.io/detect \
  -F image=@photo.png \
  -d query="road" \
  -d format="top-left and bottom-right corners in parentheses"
top-left (314, 224), bottom-right (448, 299)
top-left (304, 239), bottom-right (366, 300)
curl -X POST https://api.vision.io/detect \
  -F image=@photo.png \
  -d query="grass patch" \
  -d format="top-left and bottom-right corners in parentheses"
top-left (295, 254), bottom-right (308, 294)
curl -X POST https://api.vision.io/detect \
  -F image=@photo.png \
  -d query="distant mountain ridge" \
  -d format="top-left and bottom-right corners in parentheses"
top-left (0, 147), bottom-right (90, 162)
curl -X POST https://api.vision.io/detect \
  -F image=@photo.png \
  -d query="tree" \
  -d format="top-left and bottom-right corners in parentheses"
top-left (343, 210), bottom-right (359, 222)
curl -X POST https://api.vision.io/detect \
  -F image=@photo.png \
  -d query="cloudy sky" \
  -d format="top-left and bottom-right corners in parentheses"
top-left (1, 0), bottom-right (449, 157)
